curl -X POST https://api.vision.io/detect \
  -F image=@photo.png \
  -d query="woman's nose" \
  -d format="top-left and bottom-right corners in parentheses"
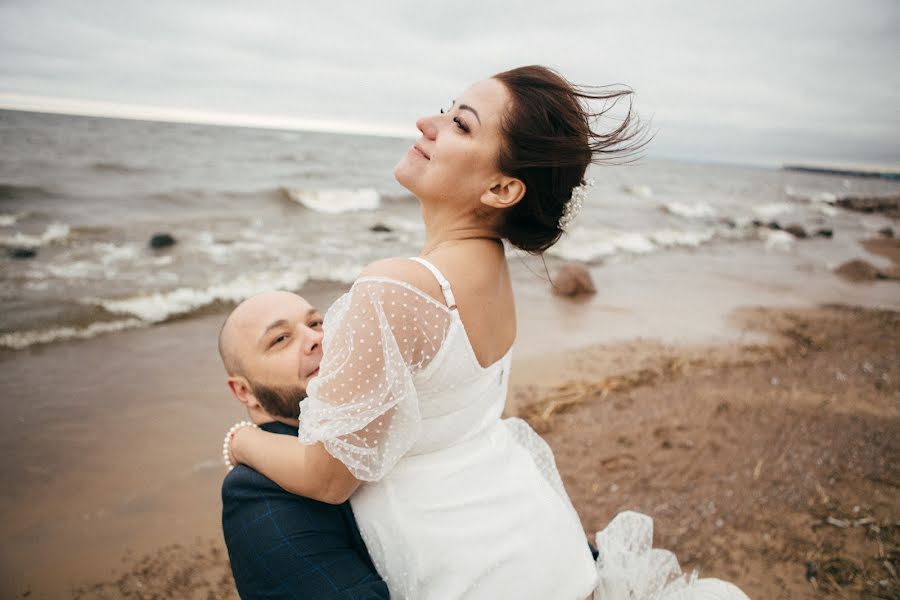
top-left (416, 115), bottom-right (438, 140)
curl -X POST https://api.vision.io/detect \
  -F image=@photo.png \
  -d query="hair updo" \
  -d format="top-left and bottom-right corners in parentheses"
top-left (492, 66), bottom-right (646, 253)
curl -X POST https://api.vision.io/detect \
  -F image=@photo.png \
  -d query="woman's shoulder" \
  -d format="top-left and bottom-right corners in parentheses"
top-left (358, 257), bottom-right (446, 307)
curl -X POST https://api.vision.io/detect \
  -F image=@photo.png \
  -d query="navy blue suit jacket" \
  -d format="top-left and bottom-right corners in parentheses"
top-left (221, 421), bottom-right (388, 600)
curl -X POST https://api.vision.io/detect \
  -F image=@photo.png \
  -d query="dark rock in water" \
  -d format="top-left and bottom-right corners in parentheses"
top-left (814, 228), bottom-right (833, 238)
top-left (835, 259), bottom-right (884, 282)
top-left (784, 224), bottom-right (808, 239)
top-left (835, 194), bottom-right (900, 218)
top-left (879, 226), bottom-right (894, 238)
top-left (8, 247), bottom-right (37, 259)
top-left (149, 233), bottom-right (176, 249)
top-left (767, 221), bottom-right (782, 230)
top-left (553, 263), bottom-right (596, 297)
top-left (370, 223), bottom-right (393, 233)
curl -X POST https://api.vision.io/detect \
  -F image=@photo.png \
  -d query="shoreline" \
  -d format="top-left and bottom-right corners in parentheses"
top-left (1, 238), bottom-right (898, 598)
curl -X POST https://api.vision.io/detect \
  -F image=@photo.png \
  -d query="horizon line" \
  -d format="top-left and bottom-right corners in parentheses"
top-left (3, 93), bottom-right (897, 174)
top-left (0, 92), bottom-right (415, 139)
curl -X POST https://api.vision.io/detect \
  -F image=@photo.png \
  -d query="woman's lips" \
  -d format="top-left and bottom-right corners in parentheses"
top-left (412, 144), bottom-right (430, 160)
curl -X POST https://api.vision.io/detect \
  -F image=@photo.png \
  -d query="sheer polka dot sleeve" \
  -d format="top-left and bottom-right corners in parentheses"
top-left (298, 278), bottom-right (452, 481)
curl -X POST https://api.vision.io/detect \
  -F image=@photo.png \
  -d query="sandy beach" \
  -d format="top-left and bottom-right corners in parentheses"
top-left (0, 231), bottom-right (896, 599)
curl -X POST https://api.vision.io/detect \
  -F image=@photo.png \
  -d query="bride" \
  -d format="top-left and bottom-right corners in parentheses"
top-left (227, 66), bottom-right (750, 599)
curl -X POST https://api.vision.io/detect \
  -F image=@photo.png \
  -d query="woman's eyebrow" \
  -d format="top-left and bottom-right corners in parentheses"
top-left (459, 104), bottom-right (481, 125)
top-left (451, 100), bottom-right (481, 125)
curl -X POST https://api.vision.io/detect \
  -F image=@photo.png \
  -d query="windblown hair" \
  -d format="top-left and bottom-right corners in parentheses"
top-left (493, 66), bottom-right (647, 253)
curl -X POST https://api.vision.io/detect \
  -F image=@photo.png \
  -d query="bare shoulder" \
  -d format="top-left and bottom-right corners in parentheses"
top-left (359, 257), bottom-right (445, 305)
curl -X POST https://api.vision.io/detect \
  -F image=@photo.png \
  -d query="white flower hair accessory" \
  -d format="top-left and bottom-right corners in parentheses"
top-left (558, 178), bottom-right (594, 230)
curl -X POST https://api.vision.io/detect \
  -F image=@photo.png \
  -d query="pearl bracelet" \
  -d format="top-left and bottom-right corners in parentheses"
top-left (222, 420), bottom-right (259, 472)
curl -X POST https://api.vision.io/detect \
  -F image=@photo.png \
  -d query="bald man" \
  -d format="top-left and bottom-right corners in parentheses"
top-left (218, 291), bottom-right (388, 600)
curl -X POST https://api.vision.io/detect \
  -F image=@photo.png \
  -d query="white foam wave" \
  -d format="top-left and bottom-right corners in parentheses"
top-left (194, 232), bottom-right (268, 264)
top-left (549, 227), bottom-right (717, 262)
top-left (760, 229), bottom-right (795, 252)
top-left (96, 242), bottom-right (139, 265)
top-left (283, 187), bottom-right (381, 214)
top-left (752, 203), bottom-right (793, 220)
top-left (0, 213), bottom-right (20, 227)
top-left (93, 270), bottom-right (313, 322)
top-left (0, 223), bottom-right (70, 248)
top-left (662, 202), bottom-right (716, 219)
top-left (623, 184), bottom-right (653, 198)
top-left (784, 186), bottom-right (838, 205)
top-left (0, 319), bottom-right (145, 350)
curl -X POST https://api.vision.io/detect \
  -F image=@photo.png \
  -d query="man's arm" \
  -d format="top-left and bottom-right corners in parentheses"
top-left (222, 466), bottom-right (388, 600)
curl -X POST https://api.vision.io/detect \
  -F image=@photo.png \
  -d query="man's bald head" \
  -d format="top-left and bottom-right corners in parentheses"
top-left (218, 291), bottom-right (310, 374)
top-left (218, 291), bottom-right (325, 421)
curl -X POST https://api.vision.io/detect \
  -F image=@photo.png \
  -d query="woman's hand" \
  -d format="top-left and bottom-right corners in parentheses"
top-left (229, 425), bottom-right (260, 467)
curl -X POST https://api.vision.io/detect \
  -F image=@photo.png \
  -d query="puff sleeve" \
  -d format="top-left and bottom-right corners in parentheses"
top-left (298, 278), bottom-right (452, 481)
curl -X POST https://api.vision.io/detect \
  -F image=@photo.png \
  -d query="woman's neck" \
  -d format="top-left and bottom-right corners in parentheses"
top-left (420, 202), bottom-right (502, 256)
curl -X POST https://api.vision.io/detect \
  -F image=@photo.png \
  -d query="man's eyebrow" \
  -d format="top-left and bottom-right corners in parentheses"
top-left (306, 307), bottom-right (320, 318)
top-left (260, 319), bottom-right (288, 343)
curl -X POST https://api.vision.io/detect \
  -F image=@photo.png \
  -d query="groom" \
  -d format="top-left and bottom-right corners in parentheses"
top-left (217, 290), bottom-right (388, 599)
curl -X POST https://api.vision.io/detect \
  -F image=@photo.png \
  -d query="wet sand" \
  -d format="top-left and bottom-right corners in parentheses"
top-left (1, 239), bottom-right (899, 599)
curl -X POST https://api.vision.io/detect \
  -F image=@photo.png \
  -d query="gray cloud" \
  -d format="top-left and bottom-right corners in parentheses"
top-left (1, 0), bottom-right (898, 166)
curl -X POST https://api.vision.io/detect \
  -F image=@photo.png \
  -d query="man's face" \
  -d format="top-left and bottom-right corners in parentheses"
top-left (225, 291), bottom-right (324, 419)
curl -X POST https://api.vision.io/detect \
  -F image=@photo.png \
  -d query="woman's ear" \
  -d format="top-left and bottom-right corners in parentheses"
top-left (480, 176), bottom-right (525, 210)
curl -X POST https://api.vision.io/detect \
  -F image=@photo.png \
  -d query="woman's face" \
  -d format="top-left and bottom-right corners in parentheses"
top-left (394, 78), bottom-right (511, 208)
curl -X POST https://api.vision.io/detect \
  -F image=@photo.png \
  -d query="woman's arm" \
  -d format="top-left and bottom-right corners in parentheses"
top-left (231, 427), bottom-right (360, 504)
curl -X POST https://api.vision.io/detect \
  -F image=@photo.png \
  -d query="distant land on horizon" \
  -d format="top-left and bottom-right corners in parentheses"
top-left (783, 163), bottom-right (900, 181)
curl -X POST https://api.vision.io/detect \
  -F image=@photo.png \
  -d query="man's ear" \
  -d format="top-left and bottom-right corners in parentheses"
top-left (480, 176), bottom-right (526, 210)
top-left (227, 376), bottom-right (261, 410)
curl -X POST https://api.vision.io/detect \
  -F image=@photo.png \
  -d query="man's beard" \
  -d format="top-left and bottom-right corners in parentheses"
top-left (249, 381), bottom-right (307, 420)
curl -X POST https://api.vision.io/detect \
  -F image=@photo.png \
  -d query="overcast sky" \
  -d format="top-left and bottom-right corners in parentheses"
top-left (1, 0), bottom-right (898, 168)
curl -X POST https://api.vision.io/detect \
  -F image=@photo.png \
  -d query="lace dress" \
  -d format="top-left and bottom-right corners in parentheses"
top-left (298, 258), bottom-right (750, 600)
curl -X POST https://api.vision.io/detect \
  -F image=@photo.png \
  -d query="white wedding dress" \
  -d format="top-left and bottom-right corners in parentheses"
top-left (299, 258), bottom-right (750, 600)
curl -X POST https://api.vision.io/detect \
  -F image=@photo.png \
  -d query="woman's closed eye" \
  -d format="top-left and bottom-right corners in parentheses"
top-left (270, 333), bottom-right (289, 348)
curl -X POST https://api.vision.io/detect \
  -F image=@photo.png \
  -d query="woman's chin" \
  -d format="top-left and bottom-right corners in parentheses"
top-left (393, 161), bottom-right (417, 192)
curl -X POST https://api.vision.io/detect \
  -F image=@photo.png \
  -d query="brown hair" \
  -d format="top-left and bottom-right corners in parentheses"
top-left (492, 66), bottom-right (646, 253)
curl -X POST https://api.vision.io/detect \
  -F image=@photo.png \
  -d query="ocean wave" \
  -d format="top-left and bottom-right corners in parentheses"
top-left (281, 187), bottom-right (381, 214)
top-left (661, 201), bottom-right (716, 219)
top-left (752, 202), bottom-right (793, 220)
top-left (88, 255), bottom-right (363, 324)
top-left (0, 213), bottom-right (20, 227)
top-left (760, 229), bottom-right (795, 252)
top-left (549, 227), bottom-right (717, 262)
top-left (784, 186), bottom-right (838, 204)
top-left (0, 318), bottom-right (145, 350)
top-left (0, 223), bottom-right (70, 248)
top-left (623, 184), bottom-right (653, 198)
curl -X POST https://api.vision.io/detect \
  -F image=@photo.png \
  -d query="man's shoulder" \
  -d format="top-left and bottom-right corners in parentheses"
top-left (222, 463), bottom-right (300, 501)
top-left (221, 464), bottom-right (347, 514)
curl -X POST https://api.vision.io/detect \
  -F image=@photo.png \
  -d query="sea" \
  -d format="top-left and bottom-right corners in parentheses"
top-left (2, 109), bottom-right (898, 351)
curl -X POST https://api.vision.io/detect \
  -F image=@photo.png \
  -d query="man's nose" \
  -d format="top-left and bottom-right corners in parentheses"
top-left (303, 327), bottom-right (323, 354)
top-left (416, 114), bottom-right (438, 140)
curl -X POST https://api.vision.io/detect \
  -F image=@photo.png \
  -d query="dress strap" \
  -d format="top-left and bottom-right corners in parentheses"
top-left (408, 257), bottom-right (457, 310)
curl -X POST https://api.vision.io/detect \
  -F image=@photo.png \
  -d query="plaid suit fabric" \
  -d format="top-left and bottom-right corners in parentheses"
top-left (222, 421), bottom-right (388, 600)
